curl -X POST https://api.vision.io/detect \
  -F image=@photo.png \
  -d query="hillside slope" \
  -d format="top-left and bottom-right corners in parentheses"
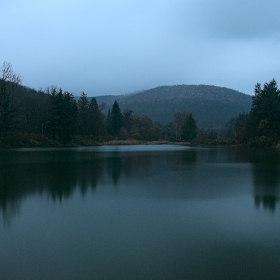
top-left (96, 85), bottom-right (252, 129)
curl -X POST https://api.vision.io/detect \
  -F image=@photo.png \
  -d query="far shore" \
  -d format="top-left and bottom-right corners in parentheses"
top-left (101, 139), bottom-right (191, 146)
top-left (3, 136), bottom-right (280, 148)
top-left (0, 138), bottom-right (195, 148)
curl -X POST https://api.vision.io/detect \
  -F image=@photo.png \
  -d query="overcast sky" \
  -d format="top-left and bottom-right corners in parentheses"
top-left (1, 0), bottom-right (280, 96)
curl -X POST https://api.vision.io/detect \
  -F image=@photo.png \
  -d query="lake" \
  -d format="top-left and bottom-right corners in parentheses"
top-left (1, 145), bottom-right (280, 280)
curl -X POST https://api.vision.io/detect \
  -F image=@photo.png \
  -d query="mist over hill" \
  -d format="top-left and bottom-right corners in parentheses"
top-left (95, 85), bottom-right (252, 129)
top-left (9, 82), bottom-right (252, 132)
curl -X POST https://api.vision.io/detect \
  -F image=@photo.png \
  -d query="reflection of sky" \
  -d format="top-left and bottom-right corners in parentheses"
top-left (1, 146), bottom-right (280, 279)
top-left (1, 192), bottom-right (280, 280)
top-left (101, 162), bottom-right (253, 199)
top-left (1, 145), bottom-right (280, 228)
top-left (94, 154), bottom-right (254, 200)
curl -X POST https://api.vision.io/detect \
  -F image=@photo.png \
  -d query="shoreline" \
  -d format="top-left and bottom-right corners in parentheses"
top-left (101, 139), bottom-right (191, 146)
top-left (0, 139), bottom-right (194, 149)
top-left (4, 136), bottom-right (279, 149)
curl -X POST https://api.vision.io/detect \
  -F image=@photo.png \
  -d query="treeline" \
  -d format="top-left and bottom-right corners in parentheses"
top-left (0, 84), bottom-right (162, 146)
top-left (1, 62), bottom-right (279, 147)
top-left (224, 79), bottom-right (280, 147)
top-left (0, 62), bottom-right (197, 146)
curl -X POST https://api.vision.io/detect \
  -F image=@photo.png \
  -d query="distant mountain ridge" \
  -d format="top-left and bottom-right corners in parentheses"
top-left (95, 84), bottom-right (252, 129)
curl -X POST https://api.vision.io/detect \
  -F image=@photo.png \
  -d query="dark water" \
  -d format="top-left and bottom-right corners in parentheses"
top-left (1, 145), bottom-right (280, 280)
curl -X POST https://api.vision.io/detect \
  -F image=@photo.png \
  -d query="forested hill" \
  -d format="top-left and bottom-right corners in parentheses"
top-left (96, 85), bottom-right (252, 129)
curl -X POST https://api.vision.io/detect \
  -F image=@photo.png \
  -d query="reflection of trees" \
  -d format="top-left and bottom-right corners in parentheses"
top-left (47, 161), bottom-right (77, 202)
top-left (0, 199), bottom-right (21, 227)
top-left (251, 149), bottom-right (280, 212)
top-left (0, 148), bottom-right (164, 225)
top-left (0, 151), bottom-right (103, 208)
top-left (176, 150), bottom-right (197, 165)
top-left (0, 164), bottom-right (23, 227)
top-left (0, 147), bottom-right (199, 226)
top-left (254, 196), bottom-right (279, 212)
top-left (107, 154), bottom-right (122, 186)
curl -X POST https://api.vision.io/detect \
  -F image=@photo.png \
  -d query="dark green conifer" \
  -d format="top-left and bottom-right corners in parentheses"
top-left (110, 101), bottom-right (123, 136)
top-left (181, 113), bottom-right (197, 142)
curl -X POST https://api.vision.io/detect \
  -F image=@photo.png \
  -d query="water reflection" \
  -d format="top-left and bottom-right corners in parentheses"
top-left (2, 146), bottom-right (280, 280)
top-left (0, 147), bottom-right (174, 225)
top-left (250, 149), bottom-right (280, 212)
top-left (1, 146), bottom-right (280, 225)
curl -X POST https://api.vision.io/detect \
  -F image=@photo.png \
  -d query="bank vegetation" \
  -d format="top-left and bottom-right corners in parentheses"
top-left (0, 62), bottom-right (279, 148)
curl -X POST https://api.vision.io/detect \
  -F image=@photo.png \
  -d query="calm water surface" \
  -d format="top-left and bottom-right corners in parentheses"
top-left (1, 145), bottom-right (280, 279)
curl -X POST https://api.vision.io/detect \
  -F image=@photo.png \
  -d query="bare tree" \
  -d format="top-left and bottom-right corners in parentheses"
top-left (1, 62), bottom-right (22, 83)
top-left (0, 62), bottom-right (22, 137)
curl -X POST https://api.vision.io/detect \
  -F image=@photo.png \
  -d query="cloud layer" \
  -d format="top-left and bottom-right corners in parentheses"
top-left (1, 0), bottom-right (280, 95)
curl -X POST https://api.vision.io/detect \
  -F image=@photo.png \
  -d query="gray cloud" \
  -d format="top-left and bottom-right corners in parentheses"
top-left (173, 0), bottom-right (280, 40)
top-left (1, 0), bottom-right (280, 96)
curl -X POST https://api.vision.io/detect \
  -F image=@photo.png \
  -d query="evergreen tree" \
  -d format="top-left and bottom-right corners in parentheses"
top-left (20, 92), bottom-right (49, 135)
top-left (110, 101), bottom-right (123, 136)
top-left (62, 91), bottom-right (77, 143)
top-left (47, 88), bottom-right (77, 144)
top-left (89, 97), bottom-right (104, 140)
top-left (119, 109), bottom-right (134, 140)
top-left (122, 109), bottom-right (133, 133)
top-left (173, 111), bottom-right (189, 141)
top-left (106, 109), bottom-right (112, 135)
top-left (181, 113), bottom-right (197, 141)
top-left (250, 79), bottom-right (280, 143)
top-left (77, 91), bottom-right (90, 136)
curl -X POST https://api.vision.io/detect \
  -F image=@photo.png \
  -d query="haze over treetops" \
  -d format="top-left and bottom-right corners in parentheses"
top-left (95, 85), bottom-right (251, 129)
